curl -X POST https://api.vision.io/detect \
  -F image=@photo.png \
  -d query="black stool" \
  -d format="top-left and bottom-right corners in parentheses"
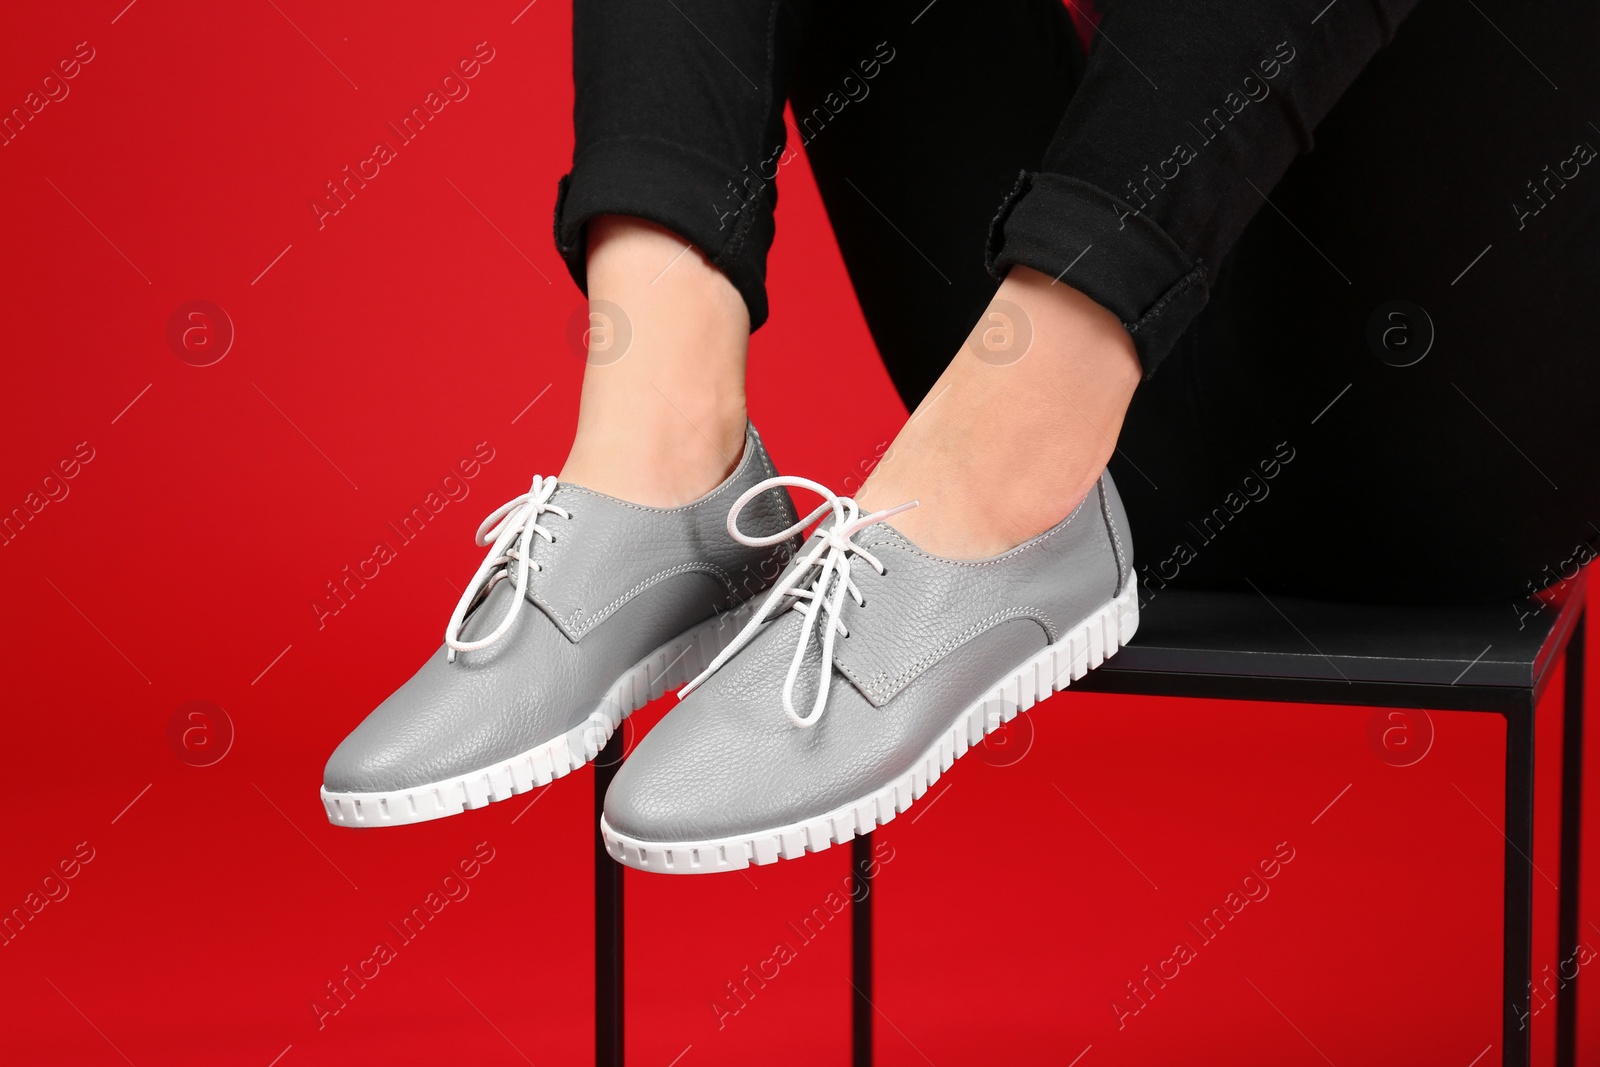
top-left (597, 573), bottom-right (1589, 1067)
top-left (1068, 578), bottom-right (1589, 1067)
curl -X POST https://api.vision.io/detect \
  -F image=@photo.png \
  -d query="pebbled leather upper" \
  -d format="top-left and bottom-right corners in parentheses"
top-left (832, 482), bottom-right (1127, 706)
top-left (604, 471), bottom-right (1134, 843)
top-left (323, 424), bottom-right (800, 794)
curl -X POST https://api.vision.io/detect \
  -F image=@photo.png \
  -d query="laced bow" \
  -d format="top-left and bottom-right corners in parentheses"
top-left (444, 475), bottom-right (570, 662)
top-left (678, 476), bottom-right (917, 728)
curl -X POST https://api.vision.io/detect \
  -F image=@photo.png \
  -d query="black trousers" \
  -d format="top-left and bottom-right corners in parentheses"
top-left (554, 0), bottom-right (1600, 606)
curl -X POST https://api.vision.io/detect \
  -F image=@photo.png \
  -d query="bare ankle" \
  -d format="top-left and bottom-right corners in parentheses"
top-left (558, 216), bottom-right (751, 505)
top-left (859, 267), bottom-right (1140, 558)
top-left (561, 401), bottom-right (746, 506)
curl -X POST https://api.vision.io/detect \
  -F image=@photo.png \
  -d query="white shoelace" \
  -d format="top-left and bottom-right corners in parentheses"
top-left (678, 476), bottom-right (917, 728)
top-left (443, 475), bottom-right (570, 662)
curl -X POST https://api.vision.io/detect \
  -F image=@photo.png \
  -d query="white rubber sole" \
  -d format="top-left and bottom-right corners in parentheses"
top-left (601, 582), bottom-right (1140, 873)
top-left (321, 598), bottom-right (759, 828)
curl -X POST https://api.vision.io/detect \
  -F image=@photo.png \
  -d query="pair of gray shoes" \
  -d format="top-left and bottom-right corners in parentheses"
top-left (322, 424), bottom-right (1139, 873)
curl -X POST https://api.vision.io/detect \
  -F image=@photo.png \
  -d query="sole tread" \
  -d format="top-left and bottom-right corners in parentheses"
top-left (602, 582), bottom-right (1139, 873)
top-left (322, 598), bottom-right (760, 828)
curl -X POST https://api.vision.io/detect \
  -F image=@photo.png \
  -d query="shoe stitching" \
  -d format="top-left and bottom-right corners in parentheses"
top-left (561, 561), bottom-right (736, 638)
top-left (1098, 478), bottom-right (1128, 595)
top-left (836, 490), bottom-right (1111, 699)
top-left (547, 431), bottom-right (796, 636)
top-left (842, 607), bottom-right (1060, 704)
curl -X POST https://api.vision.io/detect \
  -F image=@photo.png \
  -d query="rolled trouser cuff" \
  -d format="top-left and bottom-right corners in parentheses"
top-left (986, 170), bottom-right (1209, 378)
top-left (554, 136), bottom-right (774, 330)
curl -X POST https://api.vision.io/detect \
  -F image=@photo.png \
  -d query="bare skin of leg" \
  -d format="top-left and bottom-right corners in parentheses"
top-left (559, 216), bottom-right (750, 506)
top-left (856, 266), bottom-right (1142, 559)
top-left (561, 219), bottom-right (1138, 556)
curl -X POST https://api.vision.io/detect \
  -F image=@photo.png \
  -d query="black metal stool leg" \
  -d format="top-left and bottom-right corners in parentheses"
top-left (852, 833), bottom-right (874, 1067)
top-left (1558, 612), bottom-right (1587, 1067)
top-left (596, 735), bottom-right (625, 1067)
top-left (1505, 700), bottom-right (1536, 1067)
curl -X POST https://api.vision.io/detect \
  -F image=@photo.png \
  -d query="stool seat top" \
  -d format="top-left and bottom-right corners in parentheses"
top-left (1093, 573), bottom-right (1585, 694)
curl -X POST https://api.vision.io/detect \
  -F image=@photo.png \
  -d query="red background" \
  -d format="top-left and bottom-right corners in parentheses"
top-left (0, 2), bottom-right (1593, 1064)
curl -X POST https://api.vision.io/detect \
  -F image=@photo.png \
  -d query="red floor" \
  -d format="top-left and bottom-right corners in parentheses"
top-left (1, 3), bottom-right (1594, 1064)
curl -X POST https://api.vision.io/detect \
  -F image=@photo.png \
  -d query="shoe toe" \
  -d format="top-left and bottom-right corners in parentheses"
top-left (602, 720), bottom-right (729, 843)
top-left (322, 713), bottom-right (422, 794)
top-left (604, 622), bottom-right (869, 844)
top-left (322, 642), bottom-right (552, 795)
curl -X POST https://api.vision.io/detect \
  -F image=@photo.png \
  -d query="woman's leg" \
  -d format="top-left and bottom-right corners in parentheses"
top-left (1111, 0), bottom-right (1600, 603)
top-left (554, 1), bottom-right (813, 504)
top-left (557, 0), bottom-right (1123, 546)
top-left (784, 0), bottom-right (1085, 406)
top-left (787, 0), bottom-right (1152, 557)
top-left (558, 216), bottom-right (750, 506)
top-left (858, 266), bottom-right (1142, 558)
top-left (798, 0), bottom-right (1600, 593)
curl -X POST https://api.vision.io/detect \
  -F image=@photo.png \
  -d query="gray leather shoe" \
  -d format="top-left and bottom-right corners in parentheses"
top-left (600, 471), bottom-right (1138, 872)
top-left (322, 424), bottom-right (799, 827)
